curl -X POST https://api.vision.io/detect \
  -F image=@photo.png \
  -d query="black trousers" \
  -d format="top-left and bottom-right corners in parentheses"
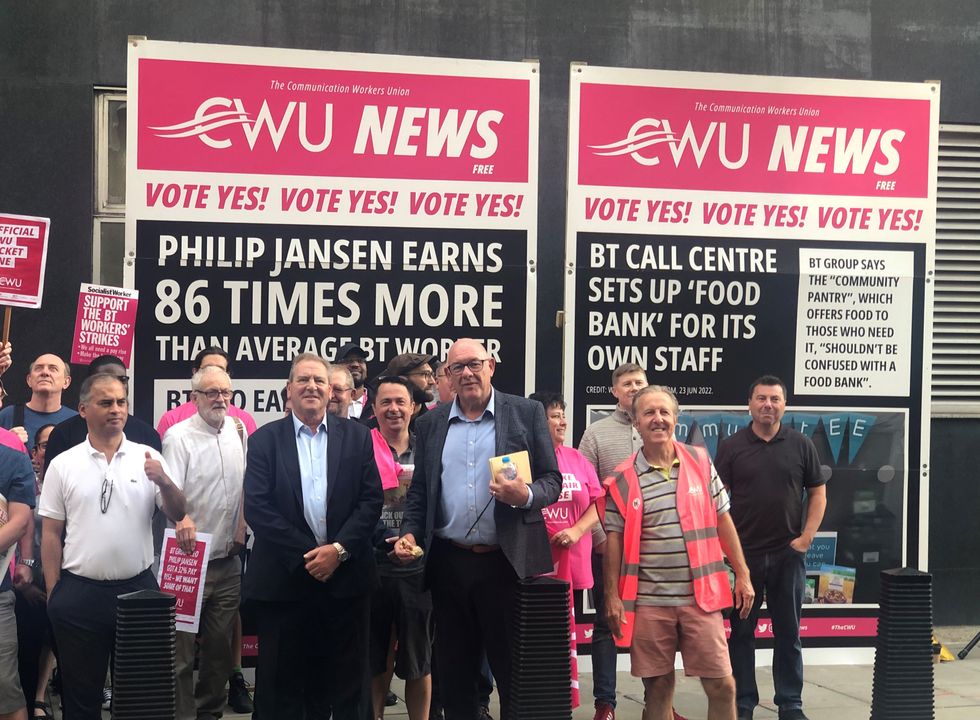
top-left (15, 582), bottom-right (51, 709)
top-left (46, 569), bottom-right (157, 720)
top-left (430, 629), bottom-right (494, 709)
top-left (253, 594), bottom-right (370, 720)
top-left (428, 538), bottom-right (517, 720)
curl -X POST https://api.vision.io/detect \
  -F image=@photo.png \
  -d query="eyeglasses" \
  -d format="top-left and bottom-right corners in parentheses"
top-left (329, 385), bottom-right (352, 395)
top-left (197, 389), bottom-right (233, 400)
top-left (100, 476), bottom-right (114, 514)
top-left (446, 359), bottom-right (490, 376)
top-left (35, 441), bottom-right (48, 451)
top-left (407, 370), bottom-right (434, 379)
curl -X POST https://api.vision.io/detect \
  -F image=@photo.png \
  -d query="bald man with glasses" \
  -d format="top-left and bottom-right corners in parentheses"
top-left (396, 339), bottom-right (561, 719)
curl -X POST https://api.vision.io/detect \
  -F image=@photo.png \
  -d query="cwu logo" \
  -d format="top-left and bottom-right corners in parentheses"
top-left (589, 118), bottom-right (750, 169)
top-left (149, 97), bottom-right (333, 152)
top-left (590, 116), bottom-right (905, 176)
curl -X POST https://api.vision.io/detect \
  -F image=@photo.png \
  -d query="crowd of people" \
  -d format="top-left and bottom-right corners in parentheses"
top-left (0, 338), bottom-right (826, 720)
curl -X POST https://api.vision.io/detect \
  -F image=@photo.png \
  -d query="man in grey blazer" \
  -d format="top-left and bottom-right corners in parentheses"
top-left (396, 338), bottom-right (561, 720)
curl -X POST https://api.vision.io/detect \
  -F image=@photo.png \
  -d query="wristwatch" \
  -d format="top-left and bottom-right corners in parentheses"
top-left (332, 542), bottom-right (350, 562)
top-left (19, 558), bottom-right (38, 569)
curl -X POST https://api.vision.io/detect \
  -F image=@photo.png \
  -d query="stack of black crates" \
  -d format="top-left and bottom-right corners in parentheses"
top-left (113, 589), bottom-right (178, 719)
top-left (869, 568), bottom-right (934, 720)
top-left (510, 577), bottom-right (573, 720)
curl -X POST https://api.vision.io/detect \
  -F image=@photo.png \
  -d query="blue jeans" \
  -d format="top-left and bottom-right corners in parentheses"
top-left (728, 544), bottom-right (806, 712)
top-left (590, 550), bottom-right (617, 707)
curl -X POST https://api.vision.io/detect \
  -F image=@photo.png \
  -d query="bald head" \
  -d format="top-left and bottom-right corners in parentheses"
top-left (446, 338), bottom-right (495, 417)
top-left (27, 353), bottom-right (71, 404)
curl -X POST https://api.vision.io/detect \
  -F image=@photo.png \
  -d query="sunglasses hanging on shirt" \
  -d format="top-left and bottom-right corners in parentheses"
top-left (100, 475), bottom-right (114, 514)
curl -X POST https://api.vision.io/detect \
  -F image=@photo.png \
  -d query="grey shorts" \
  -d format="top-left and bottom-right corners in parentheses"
top-left (0, 591), bottom-right (25, 714)
top-left (369, 572), bottom-right (433, 680)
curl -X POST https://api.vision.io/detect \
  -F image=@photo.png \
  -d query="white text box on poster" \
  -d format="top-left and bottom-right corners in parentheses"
top-left (795, 248), bottom-right (913, 396)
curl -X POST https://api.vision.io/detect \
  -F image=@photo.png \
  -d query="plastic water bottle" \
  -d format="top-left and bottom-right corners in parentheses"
top-left (501, 456), bottom-right (518, 481)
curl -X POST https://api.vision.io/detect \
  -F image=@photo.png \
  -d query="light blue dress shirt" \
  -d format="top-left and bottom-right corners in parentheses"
top-left (292, 413), bottom-right (328, 545)
top-left (436, 391), bottom-right (498, 545)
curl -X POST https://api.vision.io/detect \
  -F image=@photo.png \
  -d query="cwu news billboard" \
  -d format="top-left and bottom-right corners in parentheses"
top-left (126, 40), bottom-right (539, 426)
top-left (564, 66), bottom-right (937, 642)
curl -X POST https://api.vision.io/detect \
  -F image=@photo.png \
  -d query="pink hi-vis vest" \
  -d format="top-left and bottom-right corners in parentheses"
top-left (371, 428), bottom-right (402, 491)
top-left (600, 441), bottom-right (733, 648)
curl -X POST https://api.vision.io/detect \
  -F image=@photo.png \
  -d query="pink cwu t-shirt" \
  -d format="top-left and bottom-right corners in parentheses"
top-left (543, 444), bottom-right (603, 589)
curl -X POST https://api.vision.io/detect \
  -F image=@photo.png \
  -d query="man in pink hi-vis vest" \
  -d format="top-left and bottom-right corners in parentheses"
top-left (603, 386), bottom-right (753, 720)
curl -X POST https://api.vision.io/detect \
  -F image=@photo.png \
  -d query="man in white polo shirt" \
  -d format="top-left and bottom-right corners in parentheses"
top-left (163, 366), bottom-right (247, 720)
top-left (40, 373), bottom-right (187, 720)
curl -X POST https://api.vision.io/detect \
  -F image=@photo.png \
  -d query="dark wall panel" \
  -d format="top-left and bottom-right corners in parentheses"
top-left (930, 418), bottom-right (980, 625)
top-left (871, 0), bottom-right (980, 121)
top-left (0, 79), bottom-right (94, 408)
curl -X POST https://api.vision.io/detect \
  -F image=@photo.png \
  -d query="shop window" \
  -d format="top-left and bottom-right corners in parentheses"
top-left (93, 89), bottom-right (127, 285)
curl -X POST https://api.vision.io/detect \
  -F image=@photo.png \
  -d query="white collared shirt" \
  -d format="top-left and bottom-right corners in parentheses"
top-left (39, 435), bottom-right (179, 580)
top-left (348, 388), bottom-right (367, 419)
top-left (163, 413), bottom-right (246, 559)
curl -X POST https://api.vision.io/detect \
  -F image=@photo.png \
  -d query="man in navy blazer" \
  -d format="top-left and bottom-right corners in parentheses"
top-left (396, 338), bottom-right (561, 719)
top-left (244, 353), bottom-right (382, 720)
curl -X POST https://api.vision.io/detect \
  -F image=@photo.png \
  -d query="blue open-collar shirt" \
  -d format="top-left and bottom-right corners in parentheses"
top-left (292, 412), bottom-right (328, 545)
top-left (435, 389), bottom-right (498, 545)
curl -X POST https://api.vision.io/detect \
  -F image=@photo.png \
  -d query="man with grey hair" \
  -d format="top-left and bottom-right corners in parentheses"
top-left (431, 360), bottom-right (454, 407)
top-left (244, 353), bottom-right (382, 718)
top-left (604, 385), bottom-right (753, 720)
top-left (326, 364), bottom-right (355, 419)
top-left (163, 366), bottom-right (247, 720)
top-left (577, 362), bottom-right (649, 720)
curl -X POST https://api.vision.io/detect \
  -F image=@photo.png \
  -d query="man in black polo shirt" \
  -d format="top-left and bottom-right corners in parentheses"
top-left (714, 375), bottom-right (826, 720)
